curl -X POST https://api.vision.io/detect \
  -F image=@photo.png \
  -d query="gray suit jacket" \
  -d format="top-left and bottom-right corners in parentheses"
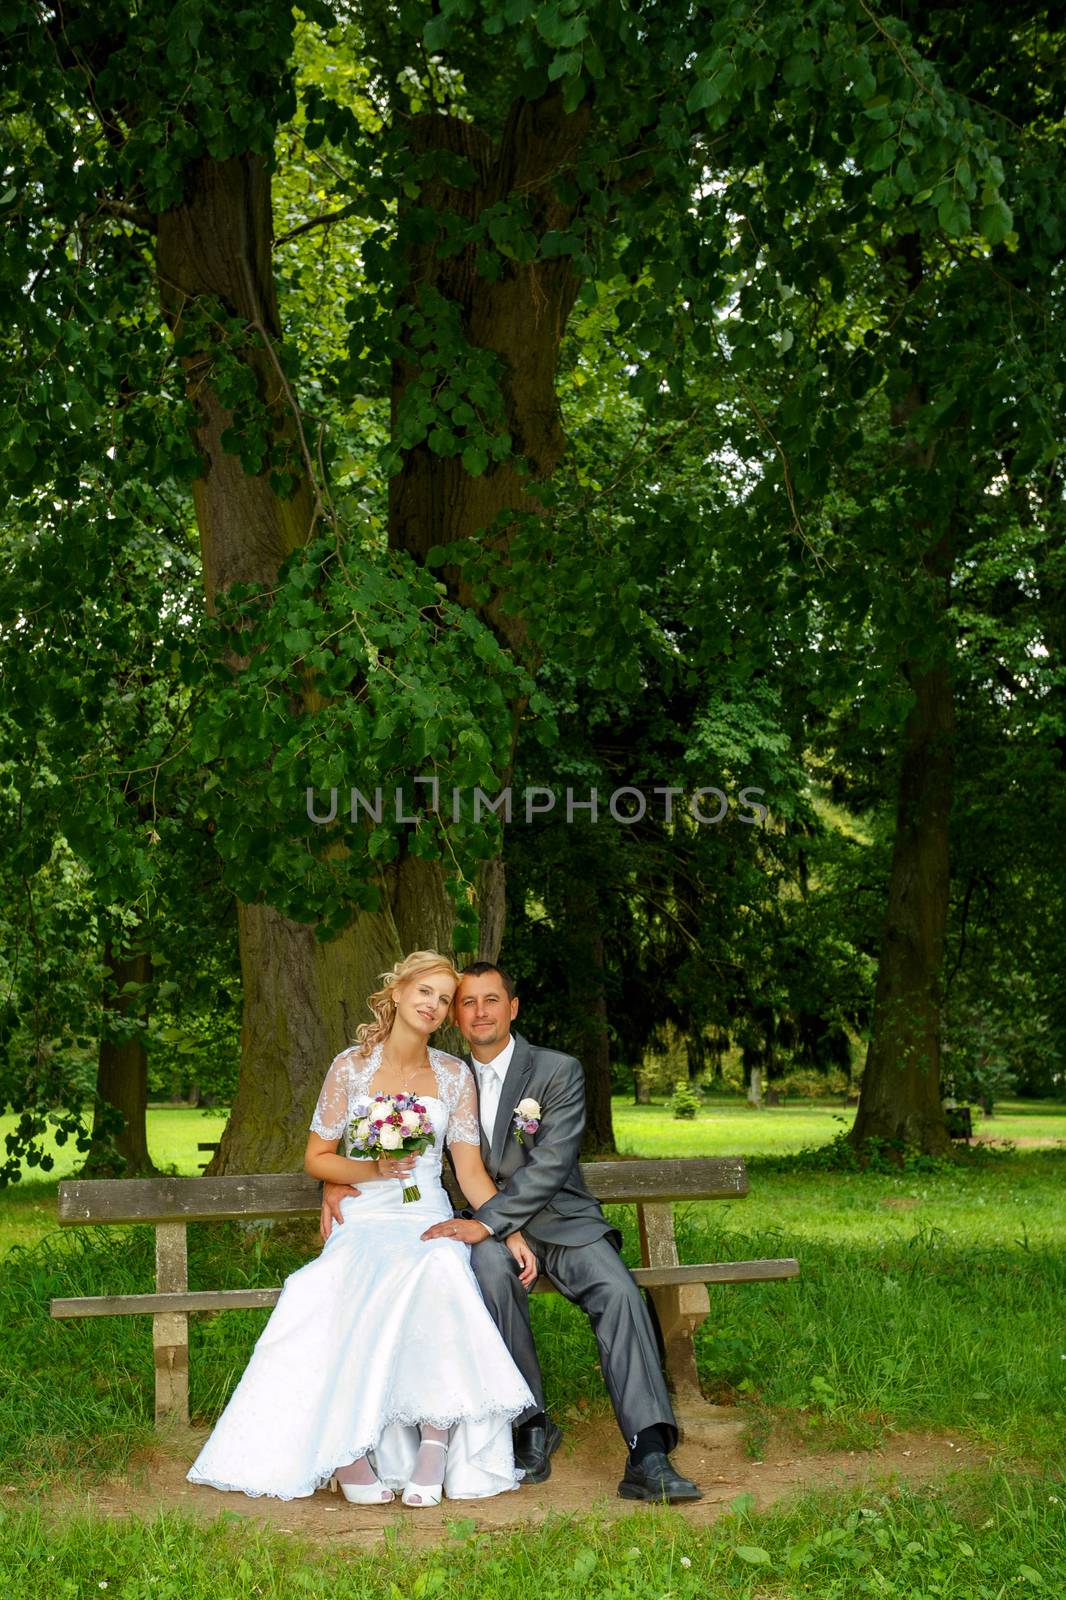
top-left (468, 1032), bottom-right (620, 1249)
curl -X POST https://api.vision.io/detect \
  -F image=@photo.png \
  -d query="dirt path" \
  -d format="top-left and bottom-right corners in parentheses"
top-left (24, 1409), bottom-right (990, 1545)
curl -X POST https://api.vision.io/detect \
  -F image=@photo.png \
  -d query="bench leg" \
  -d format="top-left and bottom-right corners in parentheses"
top-left (638, 1203), bottom-right (710, 1412)
top-left (154, 1223), bottom-right (190, 1428)
top-left (153, 1312), bottom-right (189, 1426)
top-left (649, 1282), bottom-right (710, 1410)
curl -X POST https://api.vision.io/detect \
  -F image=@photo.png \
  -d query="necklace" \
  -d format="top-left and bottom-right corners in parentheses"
top-left (381, 1046), bottom-right (430, 1089)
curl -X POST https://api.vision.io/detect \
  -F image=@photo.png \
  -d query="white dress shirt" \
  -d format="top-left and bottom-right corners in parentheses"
top-left (473, 1034), bottom-right (515, 1145)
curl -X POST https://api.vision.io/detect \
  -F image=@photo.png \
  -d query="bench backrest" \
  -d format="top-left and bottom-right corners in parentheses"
top-left (57, 1156), bottom-right (749, 1225)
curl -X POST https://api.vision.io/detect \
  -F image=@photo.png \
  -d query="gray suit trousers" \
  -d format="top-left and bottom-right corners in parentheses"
top-left (470, 1234), bottom-right (678, 1449)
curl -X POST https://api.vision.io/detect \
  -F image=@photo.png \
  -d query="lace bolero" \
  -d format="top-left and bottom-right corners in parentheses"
top-left (309, 1041), bottom-right (481, 1151)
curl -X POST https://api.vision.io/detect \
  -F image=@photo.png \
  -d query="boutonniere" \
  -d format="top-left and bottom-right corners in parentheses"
top-left (512, 1098), bottom-right (541, 1145)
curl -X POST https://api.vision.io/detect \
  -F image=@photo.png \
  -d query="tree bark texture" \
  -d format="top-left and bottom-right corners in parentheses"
top-left (563, 878), bottom-right (617, 1155)
top-left (850, 643), bottom-right (955, 1155)
top-left (86, 943), bottom-right (154, 1176)
top-left (211, 857), bottom-right (456, 1172)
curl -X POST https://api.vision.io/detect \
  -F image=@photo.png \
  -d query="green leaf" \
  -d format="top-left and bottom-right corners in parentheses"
top-left (782, 53), bottom-right (814, 86)
top-left (561, 70), bottom-right (586, 113)
top-left (547, 50), bottom-right (582, 83)
top-left (570, 1549), bottom-right (597, 1580)
top-left (584, 38), bottom-right (605, 79)
top-left (978, 197), bottom-right (1013, 245)
top-left (734, 1546), bottom-right (771, 1566)
top-left (686, 76), bottom-right (720, 112)
top-left (368, 826), bottom-right (397, 861)
top-left (423, 14), bottom-right (451, 49)
top-left (461, 444), bottom-right (489, 476)
top-left (937, 193), bottom-right (971, 236)
top-left (542, 9), bottom-right (587, 47)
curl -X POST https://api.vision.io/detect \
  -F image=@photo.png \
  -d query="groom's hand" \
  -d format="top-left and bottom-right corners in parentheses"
top-left (320, 1180), bottom-right (360, 1243)
top-left (420, 1218), bottom-right (492, 1244)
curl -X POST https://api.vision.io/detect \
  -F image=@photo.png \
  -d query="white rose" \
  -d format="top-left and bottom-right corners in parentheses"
top-left (516, 1098), bottom-right (541, 1120)
top-left (378, 1125), bottom-right (403, 1150)
top-left (400, 1108), bottom-right (422, 1133)
top-left (352, 1117), bottom-right (371, 1146)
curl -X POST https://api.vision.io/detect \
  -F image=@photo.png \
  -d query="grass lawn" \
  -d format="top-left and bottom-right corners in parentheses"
top-left (0, 1105), bottom-right (232, 1188)
top-left (2, 1474), bottom-right (1064, 1599)
top-left (613, 1095), bottom-right (1066, 1156)
top-left (1, 1097), bottom-right (1063, 1595)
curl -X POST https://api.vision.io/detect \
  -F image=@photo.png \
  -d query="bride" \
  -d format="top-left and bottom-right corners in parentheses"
top-left (187, 950), bottom-right (537, 1506)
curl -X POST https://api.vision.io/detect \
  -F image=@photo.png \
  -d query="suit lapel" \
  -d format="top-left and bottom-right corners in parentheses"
top-left (490, 1033), bottom-right (535, 1171)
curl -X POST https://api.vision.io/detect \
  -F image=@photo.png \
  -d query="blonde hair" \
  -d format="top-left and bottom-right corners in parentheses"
top-left (353, 950), bottom-right (462, 1054)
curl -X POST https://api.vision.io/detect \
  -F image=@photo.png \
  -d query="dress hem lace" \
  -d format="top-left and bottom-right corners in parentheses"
top-left (186, 1400), bottom-right (531, 1502)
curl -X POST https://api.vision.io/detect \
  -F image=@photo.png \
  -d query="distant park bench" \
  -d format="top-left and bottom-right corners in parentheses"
top-left (197, 1142), bottom-right (219, 1172)
top-left (50, 1158), bottom-right (799, 1429)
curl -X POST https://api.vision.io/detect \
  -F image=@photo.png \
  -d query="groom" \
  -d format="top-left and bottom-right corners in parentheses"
top-left (419, 962), bottom-right (700, 1503)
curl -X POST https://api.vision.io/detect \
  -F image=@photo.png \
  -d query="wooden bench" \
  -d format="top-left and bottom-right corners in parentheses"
top-left (50, 1157), bottom-right (799, 1428)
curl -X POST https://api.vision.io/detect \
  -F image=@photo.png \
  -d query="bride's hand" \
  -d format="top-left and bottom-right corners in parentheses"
top-left (375, 1153), bottom-right (417, 1181)
top-left (506, 1231), bottom-right (538, 1289)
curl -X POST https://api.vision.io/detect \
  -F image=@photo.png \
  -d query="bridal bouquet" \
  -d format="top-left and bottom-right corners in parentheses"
top-left (349, 1093), bottom-right (436, 1202)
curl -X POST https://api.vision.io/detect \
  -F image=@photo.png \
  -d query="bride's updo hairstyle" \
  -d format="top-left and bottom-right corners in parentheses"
top-left (353, 949), bottom-right (462, 1054)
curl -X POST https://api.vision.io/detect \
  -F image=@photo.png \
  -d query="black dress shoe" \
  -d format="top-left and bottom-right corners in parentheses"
top-left (618, 1450), bottom-right (702, 1503)
top-left (514, 1417), bottom-right (563, 1484)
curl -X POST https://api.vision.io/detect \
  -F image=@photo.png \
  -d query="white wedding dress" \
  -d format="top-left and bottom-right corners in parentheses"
top-left (187, 1043), bottom-right (535, 1501)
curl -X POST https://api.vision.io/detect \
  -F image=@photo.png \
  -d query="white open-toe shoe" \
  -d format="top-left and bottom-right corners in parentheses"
top-left (401, 1438), bottom-right (448, 1507)
top-left (329, 1468), bottom-right (395, 1504)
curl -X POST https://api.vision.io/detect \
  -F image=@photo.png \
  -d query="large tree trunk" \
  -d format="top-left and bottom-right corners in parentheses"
top-left (476, 855), bottom-right (508, 963)
top-left (85, 942), bottom-right (154, 1176)
top-left (156, 152), bottom-right (457, 1173)
top-left (851, 607), bottom-right (955, 1156)
top-left (563, 880), bottom-right (617, 1156)
top-left (212, 858), bottom-right (455, 1171)
top-left (850, 235), bottom-right (956, 1159)
top-left (388, 94), bottom-right (592, 1001)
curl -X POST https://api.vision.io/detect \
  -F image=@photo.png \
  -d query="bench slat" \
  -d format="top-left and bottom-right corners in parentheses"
top-left (52, 1289), bottom-right (282, 1317)
top-left (588, 1158), bottom-right (749, 1203)
top-left (57, 1157), bottom-right (750, 1225)
top-left (50, 1259), bottom-right (799, 1319)
top-left (634, 1258), bottom-right (800, 1287)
